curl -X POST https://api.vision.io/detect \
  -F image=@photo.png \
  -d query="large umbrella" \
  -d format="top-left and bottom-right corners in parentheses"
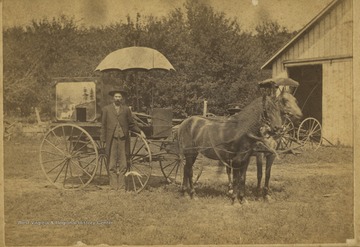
top-left (95, 46), bottom-right (175, 72)
top-left (95, 47), bottom-right (175, 110)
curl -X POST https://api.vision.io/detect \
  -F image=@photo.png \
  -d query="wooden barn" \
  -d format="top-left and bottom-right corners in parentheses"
top-left (261, 0), bottom-right (355, 147)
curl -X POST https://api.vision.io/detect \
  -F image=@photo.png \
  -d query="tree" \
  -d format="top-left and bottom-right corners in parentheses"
top-left (3, 6), bottom-right (295, 118)
top-left (255, 20), bottom-right (296, 57)
top-left (89, 88), bottom-right (94, 101)
top-left (83, 87), bottom-right (89, 102)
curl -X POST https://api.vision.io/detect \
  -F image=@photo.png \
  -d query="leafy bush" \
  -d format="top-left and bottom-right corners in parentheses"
top-left (3, 0), bottom-right (295, 118)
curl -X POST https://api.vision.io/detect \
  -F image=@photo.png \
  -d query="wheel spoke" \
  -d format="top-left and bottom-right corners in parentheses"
top-left (53, 159), bottom-right (67, 184)
top-left (131, 176), bottom-right (137, 192)
top-left (69, 131), bottom-right (85, 153)
top-left (161, 159), bottom-right (178, 171)
top-left (131, 136), bottom-right (139, 154)
top-left (75, 151), bottom-right (97, 159)
top-left (46, 158), bottom-right (67, 174)
top-left (70, 159), bottom-right (92, 178)
top-left (135, 175), bottom-right (145, 187)
top-left (310, 120), bottom-right (317, 132)
top-left (310, 126), bottom-right (321, 136)
top-left (62, 126), bottom-right (69, 152)
top-left (131, 163), bottom-right (150, 177)
top-left (131, 154), bottom-right (150, 162)
top-left (71, 140), bottom-right (92, 155)
top-left (78, 175), bottom-right (85, 185)
top-left (44, 138), bottom-right (67, 156)
top-left (77, 157), bottom-right (97, 173)
top-left (41, 150), bottom-right (66, 158)
top-left (132, 143), bottom-right (146, 157)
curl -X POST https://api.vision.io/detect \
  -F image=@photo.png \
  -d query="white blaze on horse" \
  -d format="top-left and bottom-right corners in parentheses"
top-left (177, 95), bottom-right (283, 204)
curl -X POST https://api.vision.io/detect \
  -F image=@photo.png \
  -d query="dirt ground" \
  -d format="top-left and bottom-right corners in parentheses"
top-left (3, 136), bottom-right (355, 246)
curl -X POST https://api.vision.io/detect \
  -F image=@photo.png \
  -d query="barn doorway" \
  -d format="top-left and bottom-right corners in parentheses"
top-left (288, 65), bottom-right (323, 123)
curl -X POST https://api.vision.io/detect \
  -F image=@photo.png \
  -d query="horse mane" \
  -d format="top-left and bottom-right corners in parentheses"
top-left (220, 96), bottom-right (271, 144)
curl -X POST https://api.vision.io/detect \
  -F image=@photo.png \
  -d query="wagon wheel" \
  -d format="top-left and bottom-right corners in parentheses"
top-left (297, 117), bottom-right (322, 151)
top-left (276, 116), bottom-right (296, 157)
top-left (4, 120), bottom-right (16, 141)
top-left (94, 140), bottom-right (109, 185)
top-left (39, 124), bottom-right (99, 190)
top-left (126, 132), bottom-right (152, 193)
top-left (159, 153), bottom-right (203, 185)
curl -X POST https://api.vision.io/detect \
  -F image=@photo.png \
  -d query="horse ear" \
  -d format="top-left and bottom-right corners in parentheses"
top-left (278, 89), bottom-right (286, 99)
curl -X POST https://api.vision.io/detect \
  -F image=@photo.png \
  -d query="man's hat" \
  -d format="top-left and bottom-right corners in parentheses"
top-left (108, 87), bottom-right (127, 96)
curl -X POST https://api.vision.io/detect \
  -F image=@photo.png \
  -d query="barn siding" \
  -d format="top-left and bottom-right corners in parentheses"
top-left (269, 0), bottom-right (353, 146)
top-left (323, 59), bottom-right (353, 146)
top-left (275, 0), bottom-right (352, 72)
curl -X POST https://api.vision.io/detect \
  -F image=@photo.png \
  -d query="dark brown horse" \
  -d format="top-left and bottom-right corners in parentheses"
top-left (226, 91), bottom-right (303, 200)
top-left (177, 95), bottom-right (283, 204)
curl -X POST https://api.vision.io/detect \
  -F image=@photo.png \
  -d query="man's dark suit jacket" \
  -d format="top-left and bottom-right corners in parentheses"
top-left (100, 103), bottom-right (141, 156)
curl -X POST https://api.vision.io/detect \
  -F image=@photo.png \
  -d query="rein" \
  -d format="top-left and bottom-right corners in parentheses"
top-left (261, 95), bottom-right (272, 127)
top-left (207, 131), bottom-right (252, 170)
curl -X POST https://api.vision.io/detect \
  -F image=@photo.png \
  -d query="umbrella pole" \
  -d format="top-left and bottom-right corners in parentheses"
top-left (136, 83), bottom-right (140, 112)
top-left (151, 81), bottom-right (154, 110)
top-left (134, 71), bottom-right (139, 112)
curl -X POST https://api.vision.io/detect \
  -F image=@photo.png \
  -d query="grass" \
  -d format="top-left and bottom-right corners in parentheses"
top-left (3, 136), bottom-right (354, 245)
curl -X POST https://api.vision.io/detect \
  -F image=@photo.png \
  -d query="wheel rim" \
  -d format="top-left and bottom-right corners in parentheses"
top-left (277, 117), bottom-right (295, 150)
top-left (159, 153), bottom-right (184, 184)
top-left (159, 153), bottom-right (203, 186)
top-left (297, 117), bottom-right (322, 151)
top-left (126, 132), bottom-right (152, 193)
top-left (39, 124), bottom-right (99, 190)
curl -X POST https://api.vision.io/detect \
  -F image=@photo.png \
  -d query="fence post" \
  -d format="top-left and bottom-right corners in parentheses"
top-left (203, 100), bottom-right (208, 117)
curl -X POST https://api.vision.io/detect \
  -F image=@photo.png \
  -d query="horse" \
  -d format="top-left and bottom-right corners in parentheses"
top-left (225, 91), bottom-right (303, 200)
top-left (177, 95), bottom-right (283, 204)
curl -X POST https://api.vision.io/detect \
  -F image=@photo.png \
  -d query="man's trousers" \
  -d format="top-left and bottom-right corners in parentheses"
top-left (108, 137), bottom-right (127, 190)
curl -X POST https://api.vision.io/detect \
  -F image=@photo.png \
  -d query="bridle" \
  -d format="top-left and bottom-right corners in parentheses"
top-left (261, 95), bottom-right (279, 133)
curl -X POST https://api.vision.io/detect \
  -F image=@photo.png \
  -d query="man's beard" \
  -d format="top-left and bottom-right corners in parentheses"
top-left (114, 100), bottom-right (122, 105)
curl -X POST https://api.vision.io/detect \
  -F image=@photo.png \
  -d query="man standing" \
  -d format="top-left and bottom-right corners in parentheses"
top-left (100, 88), bottom-right (146, 190)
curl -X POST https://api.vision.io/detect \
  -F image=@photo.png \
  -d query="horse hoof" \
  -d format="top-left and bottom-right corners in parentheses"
top-left (239, 198), bottom-right (249, 205)
top-left (264, 195), bottom-right (272, 202)
top-left (183, 193), bottom-right (191, 199)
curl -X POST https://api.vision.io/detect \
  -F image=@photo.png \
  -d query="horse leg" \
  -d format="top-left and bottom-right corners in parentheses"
top-left (238, 155), bottom-right (251, 204)
top-left (231, 163), bottom-right (240, 204)
top-left (263, 154), bottom-right (275, 201)
top-left (226, 166), bottom-right (233, 194)
top-left (256, 153), bottom-right (263, 198)
top-left (182, 154), bottom-right (197, 198)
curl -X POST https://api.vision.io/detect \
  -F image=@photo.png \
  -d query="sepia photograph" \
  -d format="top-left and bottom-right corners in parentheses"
top-left (1, 0), bottom-right (359, 246)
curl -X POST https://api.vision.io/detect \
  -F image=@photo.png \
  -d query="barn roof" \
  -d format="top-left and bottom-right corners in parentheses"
top-left (261, 0), bottom-right (340, 70)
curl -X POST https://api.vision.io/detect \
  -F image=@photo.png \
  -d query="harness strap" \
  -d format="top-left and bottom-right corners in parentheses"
top-left (207, 128), bottom-right (251, 170)
top-left (247, 133), bottom-right (279, 159)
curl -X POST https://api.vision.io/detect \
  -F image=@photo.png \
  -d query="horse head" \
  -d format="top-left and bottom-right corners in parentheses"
top-left (262, 96), bottom-right (283, 134)
top-left (277, 91), bottom-right (303, 120)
